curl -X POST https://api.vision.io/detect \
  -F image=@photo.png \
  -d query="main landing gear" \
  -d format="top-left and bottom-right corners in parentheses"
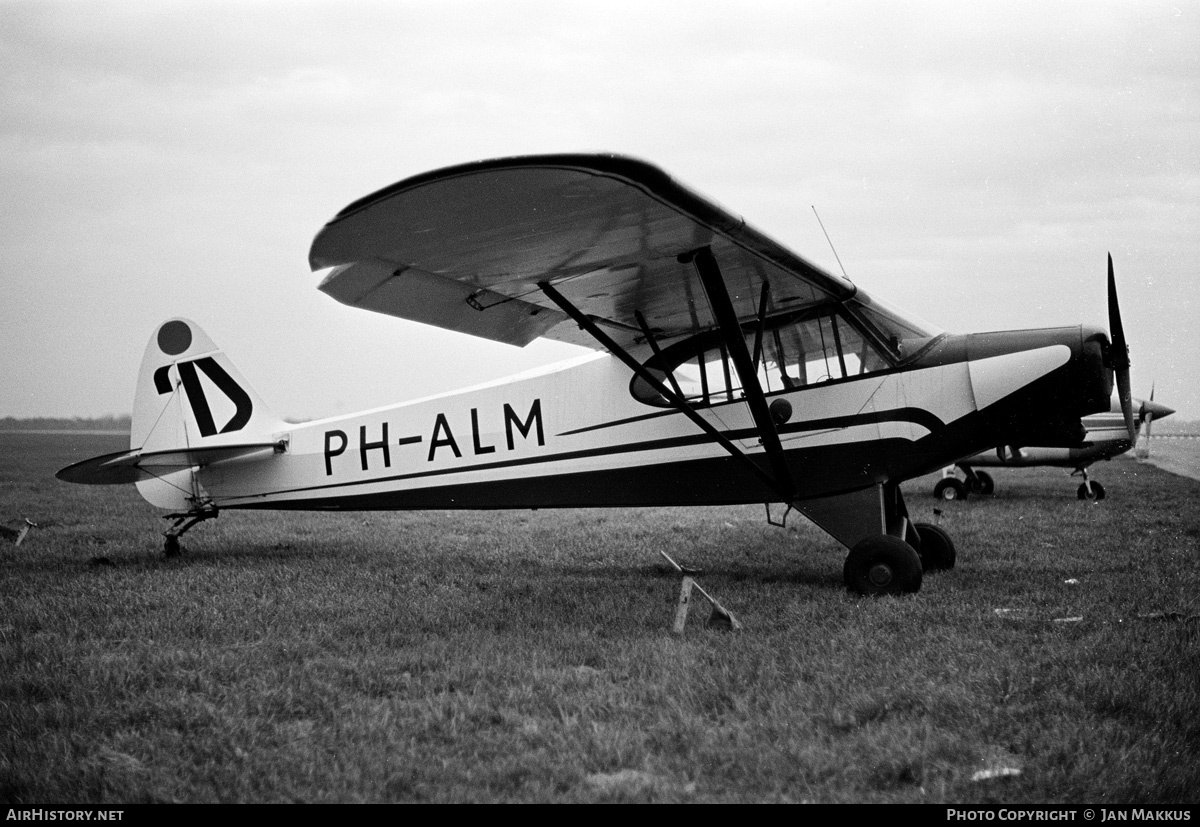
top-left (835, 484), bottom-right (957, 597)
top-left (162, 508), bottom-right (217, 556)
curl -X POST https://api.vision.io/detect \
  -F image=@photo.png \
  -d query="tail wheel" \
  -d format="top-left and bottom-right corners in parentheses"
top-left (933, 478), bottom-right (967, 501)
top-left (1077, 481), bottom-right (1106, 501)
top-left (844, 536), bottom-right (923, 596)
top-left (912, 522), bottom-right (956, 571)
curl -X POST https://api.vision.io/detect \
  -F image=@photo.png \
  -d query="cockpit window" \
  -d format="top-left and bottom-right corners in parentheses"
top-left (631, 305), bottom-right (899, 407)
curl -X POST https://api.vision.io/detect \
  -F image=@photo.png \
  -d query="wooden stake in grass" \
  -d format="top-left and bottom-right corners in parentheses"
top-left (673, 576), bottom-right (696, 634)
top-left (662, 551), bottom-right (742, 634)
top-left (1, 518), bottom-right (36, 547)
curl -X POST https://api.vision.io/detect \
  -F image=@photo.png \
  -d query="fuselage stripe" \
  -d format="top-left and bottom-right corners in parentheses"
top-left (219, 406), bottom-right (943, 501)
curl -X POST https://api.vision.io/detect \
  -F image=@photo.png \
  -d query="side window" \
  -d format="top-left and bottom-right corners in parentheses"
top-left (769, 313), bottom-right (844, 387)
top-left (631, 309), bottom-right (892, 407)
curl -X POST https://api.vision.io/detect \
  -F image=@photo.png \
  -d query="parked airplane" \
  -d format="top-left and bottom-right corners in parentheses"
top-left (57, 154), bottom-right (1133, 596)
top-left (933, 394), bottom-right (1175, 501)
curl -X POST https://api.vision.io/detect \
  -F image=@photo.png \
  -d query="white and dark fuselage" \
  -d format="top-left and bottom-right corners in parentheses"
top-left (137, 320), bottom-right (1113, 520)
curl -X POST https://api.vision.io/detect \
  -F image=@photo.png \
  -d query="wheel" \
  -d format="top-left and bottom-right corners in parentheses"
top-left (913, 522), bottom-right (956, 571)
top-left (975, 472), bottom-right (994, 496)
top-left (843, 536), bottom-right (923, 596)
top-left (164, 535), bottom-right (181, 557)
top-left (933, 478), bottom-right (967, 501)
top-left (1077, 481), bottom-right (1106, 501)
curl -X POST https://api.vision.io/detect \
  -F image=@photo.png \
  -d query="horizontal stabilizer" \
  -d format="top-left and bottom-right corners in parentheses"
top-left (56, 441), bottom-right (285, 486)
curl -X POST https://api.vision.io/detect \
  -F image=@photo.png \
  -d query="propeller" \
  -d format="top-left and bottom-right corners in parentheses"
top-left (1136, 384), bottom-right (1176, 457)
top-left (1107, 253), bottom-right (1136, 446)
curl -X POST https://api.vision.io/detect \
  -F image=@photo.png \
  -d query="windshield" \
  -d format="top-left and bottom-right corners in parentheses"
top-left (844, 294), bottom-right (942, 361)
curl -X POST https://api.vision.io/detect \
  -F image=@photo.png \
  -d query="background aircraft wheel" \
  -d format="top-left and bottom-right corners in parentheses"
top-left (913, 522), bottom-right (956, 571)
top-left (976, 472), bottom-right (994, 496)
top-left (933, 478), bottom-right (967, 501)
top-left (843, 536), bottom-right (923, 596)
top-left (1077, 481), bottom-right (1106, 501)
top-left (164, 535), bottom-right (181, 557)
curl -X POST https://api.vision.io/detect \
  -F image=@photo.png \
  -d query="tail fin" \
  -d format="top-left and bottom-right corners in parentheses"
top-left (56, 319), bottom-right (286, 509)
top-left (130, 319), bottom-right (285, 509)
top-left (133, 319), bottom-right (283, 450)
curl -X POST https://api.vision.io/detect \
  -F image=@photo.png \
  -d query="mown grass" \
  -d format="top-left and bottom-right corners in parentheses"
top-left (2, 432), bottom-right (1198, 803)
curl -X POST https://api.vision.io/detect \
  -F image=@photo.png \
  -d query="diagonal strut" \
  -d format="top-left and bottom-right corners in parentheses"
top-left (686, 246), bottom-right (796, 501)
top-left (538, 280), bottom-right (789, 501)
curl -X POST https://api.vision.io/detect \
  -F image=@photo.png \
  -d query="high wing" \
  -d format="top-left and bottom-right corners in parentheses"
top-left (309, 154), bottom-right (855, 350)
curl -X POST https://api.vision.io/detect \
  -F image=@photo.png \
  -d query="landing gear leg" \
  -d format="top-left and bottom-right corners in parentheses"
top-left (162, 508), bottom-right (217, 556)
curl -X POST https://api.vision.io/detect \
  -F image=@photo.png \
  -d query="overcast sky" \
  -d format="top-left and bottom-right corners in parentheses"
top-left (3, 1), bottom-right (1196, 422)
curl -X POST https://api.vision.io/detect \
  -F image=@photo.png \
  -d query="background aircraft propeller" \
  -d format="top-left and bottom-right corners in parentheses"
top-left (1136, 384), bottom-right (1176, 458)
top-left (1107, 254), bottom-right (1136, 446)
top-left (1144, 383), bottom-right (1155, 442)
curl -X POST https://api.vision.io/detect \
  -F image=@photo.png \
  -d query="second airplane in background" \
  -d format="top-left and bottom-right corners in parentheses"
top-left (934, 393), bottom-right (1175, 501)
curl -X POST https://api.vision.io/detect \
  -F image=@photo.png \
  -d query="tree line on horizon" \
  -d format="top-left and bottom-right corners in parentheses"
top-left (1, 414), bottom-right (132, 432)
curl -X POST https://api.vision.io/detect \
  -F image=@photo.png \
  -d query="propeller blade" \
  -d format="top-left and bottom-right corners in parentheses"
top-left (1107, 254), bottom-right (1136, 446)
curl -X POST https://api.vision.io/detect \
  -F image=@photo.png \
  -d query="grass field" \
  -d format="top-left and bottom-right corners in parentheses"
top-left (2, 432), bottom-right (1198, 804)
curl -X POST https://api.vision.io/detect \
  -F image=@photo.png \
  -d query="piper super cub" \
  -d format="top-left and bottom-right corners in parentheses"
top-left (58, 154), bottom-right (1134, 596)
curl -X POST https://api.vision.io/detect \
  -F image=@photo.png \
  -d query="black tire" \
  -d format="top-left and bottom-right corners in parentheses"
top-left (843, 535), bottom-right (923, 596)
top-left (976, 472), bottom-right (994, 496)
top-left (1077, 481), bottom-right (1106, 501)
top-left (164, 535), bottom-right (181, 557)
top-left (913, 522), bottom-right (956, 571)
top-left (933, 478), bottom-right (967, 501)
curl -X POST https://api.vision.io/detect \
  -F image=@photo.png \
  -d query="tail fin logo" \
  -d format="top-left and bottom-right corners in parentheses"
top-left (158, 357), bottom-right (254, 437)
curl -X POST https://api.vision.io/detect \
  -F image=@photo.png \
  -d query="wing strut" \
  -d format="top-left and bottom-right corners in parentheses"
top-left (539, 280), bottom-right (790, 501)
top-left (685, 246), bottom-right (797, 501)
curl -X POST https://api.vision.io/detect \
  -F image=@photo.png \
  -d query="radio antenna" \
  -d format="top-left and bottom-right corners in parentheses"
top-left (812, 206), bottom-right (850, 281)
